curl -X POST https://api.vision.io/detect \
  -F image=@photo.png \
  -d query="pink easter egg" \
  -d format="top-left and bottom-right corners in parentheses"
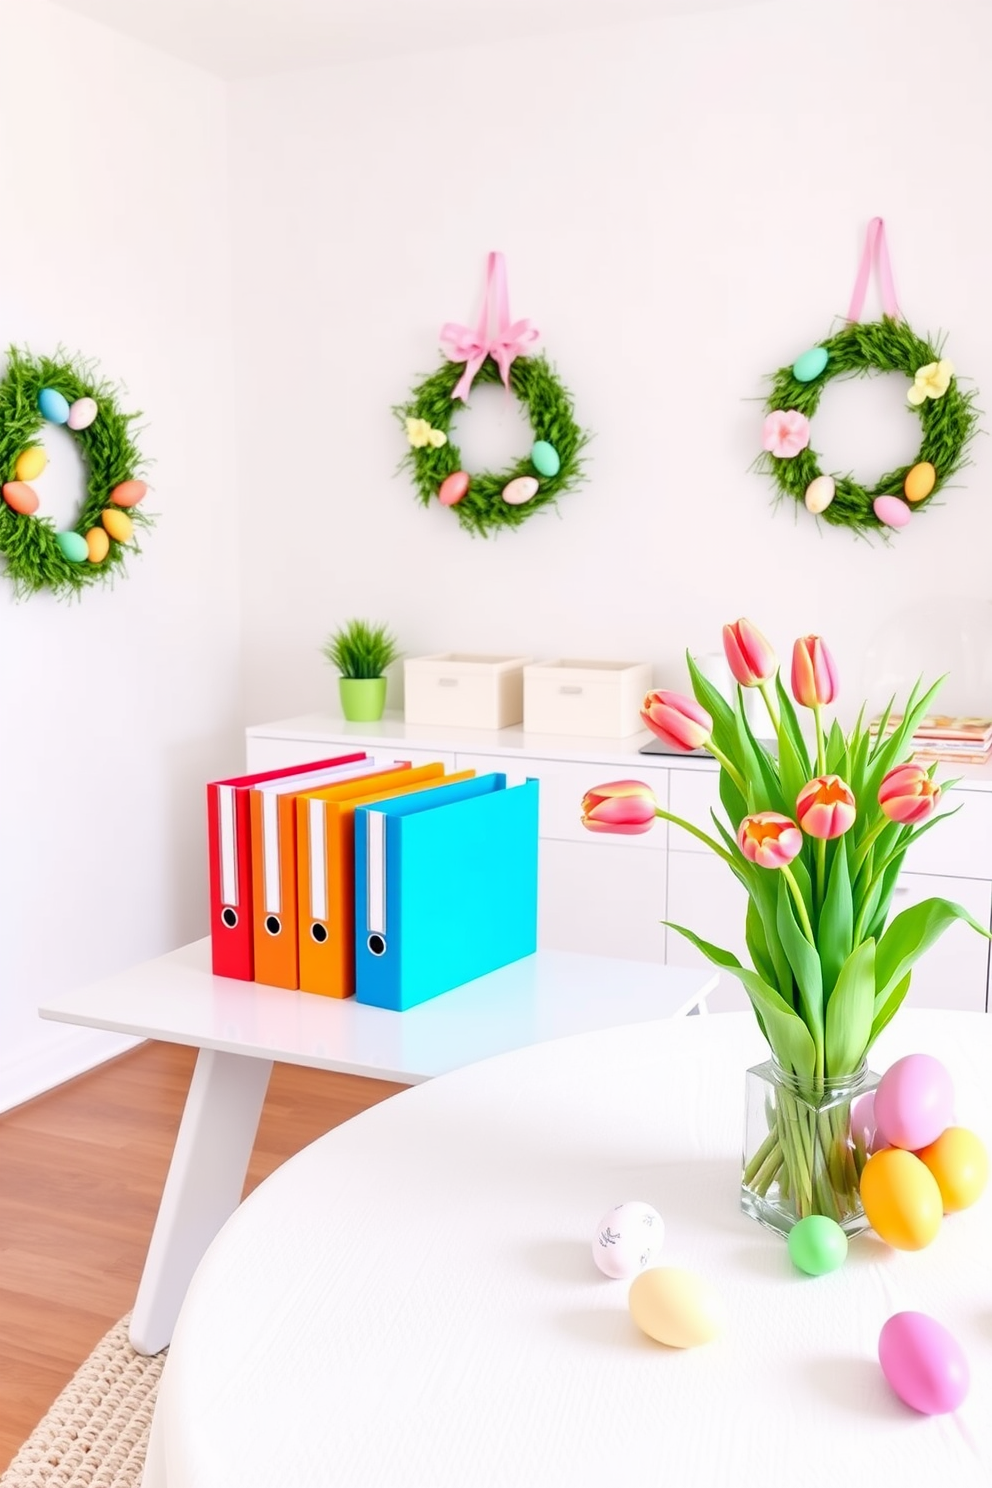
top-left (2, 481), bottom-right (40, 515)
top-left (502, 475), bottom-right (539, 506)
top-left (850, 1090), bottom-right (887, 1154)
top-left (438, 471), bottom-right (469, 507)
top-left (879, 1312), bottom-right (969, 1415)
top-left (873, 495), bottom-right (912, 529)
top-left (874, 1054), bottom-right (955, 1151)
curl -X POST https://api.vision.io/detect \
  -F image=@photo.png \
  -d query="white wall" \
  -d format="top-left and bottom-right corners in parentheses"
top-left (229, 0), bottom-right (992, 730)
top-left (0, 0), bottom-right (242, 1110)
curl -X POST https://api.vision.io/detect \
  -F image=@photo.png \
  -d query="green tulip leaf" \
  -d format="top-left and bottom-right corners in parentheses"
top-left (875, 897), bottom-right (992, 1011)
top-left (775, 875), bottom-right (824, 1056)
top-left (869, 970), bottom-right (912, 1046)
top-left (825, 939), bottom-right (876, 1074)
top-left (818, 836), bottom-right (853, 1001)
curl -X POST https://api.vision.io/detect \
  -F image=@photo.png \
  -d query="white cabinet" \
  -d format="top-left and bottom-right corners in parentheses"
top-left (244, 714), bottom-right (992, 1014)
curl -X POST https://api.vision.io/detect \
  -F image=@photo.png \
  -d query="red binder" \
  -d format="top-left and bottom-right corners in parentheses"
top-left (207, 754), bottom-right (367, 980)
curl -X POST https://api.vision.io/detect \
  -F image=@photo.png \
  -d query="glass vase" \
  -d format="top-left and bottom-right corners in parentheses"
top-left (741, 1058), bottom-right (878, 1238)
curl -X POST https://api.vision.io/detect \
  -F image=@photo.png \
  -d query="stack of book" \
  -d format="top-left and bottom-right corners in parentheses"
top-left (868, 714), bottom-right (992, 766)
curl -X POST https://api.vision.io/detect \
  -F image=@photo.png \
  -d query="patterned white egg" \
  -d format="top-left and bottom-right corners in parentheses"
top-left (592, 1200), bottom-right (665, 1279)
top-left (501, 476), bottom-right (539, 506)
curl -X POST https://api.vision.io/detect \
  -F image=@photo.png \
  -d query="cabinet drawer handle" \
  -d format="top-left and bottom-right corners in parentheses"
top-left (438, 678), bottom-right (459, 687)
top-left (559, 685), bottom-right (583, 695)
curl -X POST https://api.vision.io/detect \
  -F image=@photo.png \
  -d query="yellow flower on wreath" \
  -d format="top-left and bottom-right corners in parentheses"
top-left (907, 358), bottom-right (954, 405)
top-left (405, 416), bottom-right (447, 449)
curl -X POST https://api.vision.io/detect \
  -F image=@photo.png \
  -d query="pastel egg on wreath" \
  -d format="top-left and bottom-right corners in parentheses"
top-left (55, 530), bottom-right (88, 563)
top-left (804, 474), bottom-right (835, 515)
top-left (15, 446), bottom-right (47, 482)
top-left (110, 479), bottom-right (148, 508)
top-left (792, 346), bottom-right (829, 383)
top-left (67, 397), bottom-right (99, 431)
top-left (85, 527), bottom-right (110, 564)
top-left (904, 461), bottom-right (936, 504)
top-left (438, 471), bottom-right (469, 507)
top-left (530, 440), bottom-right (560, 478)
top-left (38, 387), bottom-right (71, 424)
top-left (592, 1200), bottom-right (665, 1279)
top-left (873, 495), bottom-right (912, 529)
top-left (502, 475), bottom-right (539, 506)
top-left (2, 480), bottom-right (40, 515)
top-left (102, 508), bottom-right (134, 543)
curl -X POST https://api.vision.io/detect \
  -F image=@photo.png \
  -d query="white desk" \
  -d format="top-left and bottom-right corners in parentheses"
top-left (39, 938), bottom-right (715, 1354)
top-left (145, 1009), bottom-right (992, 1488)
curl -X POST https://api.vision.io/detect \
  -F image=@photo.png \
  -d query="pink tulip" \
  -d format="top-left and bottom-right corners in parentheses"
top-left (641, 690), bottom-right (713, 752)
top-left (580, 780), bottom-right (659, 836)
top-left (791, 634), bottom-right (839, 709)
top-left (878, 763), bottom-right (941, 826)
top-left (737, 812), bottom-right (803, 869)
top-left (762, 409), bottom-right (811, 459)
top-left (796, 775), bottom-right (856, 839)
top-left (723, 618), bottom-right (778, 688)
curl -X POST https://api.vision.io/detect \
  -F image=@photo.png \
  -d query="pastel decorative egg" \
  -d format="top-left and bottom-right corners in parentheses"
top-left (102, 509), bottom-right (133, 543)
top-left (2, 481), bottom-right (40, 515)
top-left (874, 1054), bottom-right (955, 1150)
top-left (592, 1201), bottom-right (665, 1279)
top-left (85, 527), bottom-right (110, 564)
top-left (55, 531), bottom-right (88, 563)
top-left (110, 480), bottom-right (148, 508)
top-left (804, 474), bottom-right (835, 514)
top-left (860, 1148), bottom-right (943, 1250)
top-left (67, 397), bottom-right (98, 431)
top-left (438, 471), bottom-right (469, 507)
top-left (38, 387), bottom-right (70, 424)
top-left (786, 1214), bottom-right (848, 1276)
top-left (15, 446), bottom-right (47, 482)
top-left (850, 1089), bottom-right (886, 1156)
top-left (502, 476), bottom-right (539, 506)
top-left (879, 1312), bottom-right (969, 1415)
top-left (873, 495), bottom-right (912, 529)
top-left (628, 1267), bottom-right (726, 1349)
top-left (904, 460), bottom-right (936, 503)
top-left (792, 346), bottom-right (829, 383)
top-left (531, 440), bottom-right (560, 477)
top-left (916, 1126), bottom-right (988, 1212)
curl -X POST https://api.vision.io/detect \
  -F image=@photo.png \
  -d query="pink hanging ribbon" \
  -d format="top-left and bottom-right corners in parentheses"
top-left (847, 217), bottom-right (901, 323)
top-left (439, 252), bottom-right (540, 402)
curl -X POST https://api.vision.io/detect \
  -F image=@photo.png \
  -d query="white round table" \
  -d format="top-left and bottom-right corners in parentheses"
top-left (145, 1011), bottom-right (992, 1487)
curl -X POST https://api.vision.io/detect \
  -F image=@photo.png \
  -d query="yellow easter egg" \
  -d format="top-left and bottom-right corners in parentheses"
top-left (860, 1148), bottom-right (943, 1249)
top-left (15, 446), bottom-right (47, 482)
top-left (904, 461), bottom-right (936, 503)
top-left (102, 508), bottom-right (133, 543)
top-left (85, 527), bottom-right (110, 563)
top-left (916, 1127), bottom-right (989, 1213)
top-left (628, 1266), bottom-right (725, 1348)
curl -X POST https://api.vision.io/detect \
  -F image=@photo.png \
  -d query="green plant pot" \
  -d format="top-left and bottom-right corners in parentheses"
top-left (339, 677), bottom-right (387, 722)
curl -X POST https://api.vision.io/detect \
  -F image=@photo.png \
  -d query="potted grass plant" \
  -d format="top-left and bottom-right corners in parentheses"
top-left (323, 618), bottom-right (401, 722)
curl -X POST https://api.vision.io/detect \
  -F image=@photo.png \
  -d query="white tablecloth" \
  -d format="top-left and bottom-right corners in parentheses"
top-left (146, 1011), bottom-right (992, 1487)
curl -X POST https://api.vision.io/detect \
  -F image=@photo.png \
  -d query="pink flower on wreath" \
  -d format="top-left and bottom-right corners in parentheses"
top-left (762, 409), bottom-right (811, 459)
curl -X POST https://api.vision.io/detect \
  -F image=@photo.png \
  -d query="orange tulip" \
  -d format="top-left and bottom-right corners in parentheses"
top-left (791, 635), bottom-right (838, 709)
top-left (722, 618), bottom-right (778, 688)
top-left (796, 775), bottom-right (856, 839)
top-left (581, 780), bottom-right (659, 836)
top-left (641, 690), bottom-right (712, 751)
top-left (737, 812), bottom-right (803, 869)
top-left (878, 763), bottom-right (941, 826)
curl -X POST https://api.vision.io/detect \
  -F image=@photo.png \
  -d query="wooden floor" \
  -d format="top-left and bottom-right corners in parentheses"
top-left (0, 1041), bottom-right (406, 1470)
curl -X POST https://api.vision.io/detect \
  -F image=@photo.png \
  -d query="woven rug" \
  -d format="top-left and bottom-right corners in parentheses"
top-left (1, 1316), bottom-right (165, 1488)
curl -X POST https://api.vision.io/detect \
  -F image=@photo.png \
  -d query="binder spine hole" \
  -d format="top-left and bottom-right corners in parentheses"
top-left (310, 923), bottom-right (328, 944)
top-left (220, 907), bottom-right (238, 929)
top-left (367, 933), bottom-right (386, 957)
top-left (264, 915), bottom-right (282, 937)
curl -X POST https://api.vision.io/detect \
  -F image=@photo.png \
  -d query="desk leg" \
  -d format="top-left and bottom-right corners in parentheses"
top-left (129, 1048), bottom-right (273, 1356)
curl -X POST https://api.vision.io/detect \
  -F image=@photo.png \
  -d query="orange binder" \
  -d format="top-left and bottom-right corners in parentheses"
top-left (297, 769), bottom-right (476, 998)
top-left (249, 762), bottom-right (428, 990)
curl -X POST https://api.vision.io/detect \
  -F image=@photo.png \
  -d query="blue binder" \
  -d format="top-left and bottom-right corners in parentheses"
top-left (353, 773), bottom-right (539, 1011)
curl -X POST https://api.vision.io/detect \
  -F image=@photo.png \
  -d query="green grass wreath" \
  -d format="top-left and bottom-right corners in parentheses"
top-left (0, 347), bottom-right (151, 598)
top-left (396, 353), bottom-right (588, 538)
top-left (758, 317), bottom-right (979, 536)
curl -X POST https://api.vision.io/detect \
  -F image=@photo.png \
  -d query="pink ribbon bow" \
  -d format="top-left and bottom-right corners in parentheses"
top-left (439, 251), bottom-right (539, 402)
top-left (847, 217), bottom-right (901, 323)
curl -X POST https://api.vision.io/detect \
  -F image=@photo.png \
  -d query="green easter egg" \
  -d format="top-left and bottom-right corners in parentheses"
top-left (792, 346), bottom-right (829, 383)
top-left (787, 1214), bottom-right (848, 1276)
top-left (56, 531), bottom-right (89, 564)
top-left (531, 440), bottom-right (560, 478)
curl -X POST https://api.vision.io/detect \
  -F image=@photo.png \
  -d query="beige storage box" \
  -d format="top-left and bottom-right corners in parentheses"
top-left (404, 653), bottom-right (531, 729)
top-left (523, 658), bottom-right (652, 737)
